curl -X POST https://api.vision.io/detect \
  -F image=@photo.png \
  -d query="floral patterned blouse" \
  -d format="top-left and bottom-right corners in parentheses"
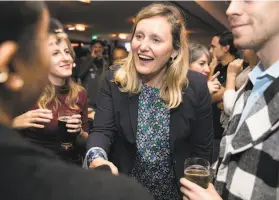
top-left (129, 85), bottom-right (180, 200)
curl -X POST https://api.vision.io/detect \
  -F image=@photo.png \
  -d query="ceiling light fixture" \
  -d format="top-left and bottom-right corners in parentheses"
top-left (118, 33), bottom-right (128, 40)
top-left (68, 27), bottom-right (75, 31)
top-left (92, 35), bottom-right (99, 40)
top-left (78, 0), bottom-right (91, 4)
top-left (75, 24), bottom-right (86, 31)
top-left (128, 17), bottom-right (136, 23)
top-left (71, 43), bottom-right (79, 47)
top-left (109, 34), bottom-right (117, 38)
top-left (185, 30), bottom-right (195, 35)
top-left (67, 24), bottom-right (88, 32)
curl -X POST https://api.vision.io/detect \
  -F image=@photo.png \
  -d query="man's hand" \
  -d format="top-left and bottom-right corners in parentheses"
top-left (89, 157), bottom-right (119, 175)
top-left (180, 178), bottom-right (222, 200)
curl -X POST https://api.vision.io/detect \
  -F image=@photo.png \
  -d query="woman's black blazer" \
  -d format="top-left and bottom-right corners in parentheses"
top-left (87, 69), bottom-right (213, 187)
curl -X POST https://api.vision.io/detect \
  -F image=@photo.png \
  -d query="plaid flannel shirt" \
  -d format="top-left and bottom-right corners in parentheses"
top-left (213, 75), bottom-right (279, 200)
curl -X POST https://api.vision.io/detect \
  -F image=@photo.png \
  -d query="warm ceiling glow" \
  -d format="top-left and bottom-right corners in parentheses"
top-left (109, 34), bottom-right (117, 38)
top-left (67, 24), bottom-right (88, 32)
top-left (71, 43), bottom-right (79, 47)
top-left (75, 24), bottom-right (86, 31)
top-left (68, 27), bottom-right (75, 31)
top-left (78, 0), bottom-right (91, 3)
top-left (118, 33), bottom-right (128, 40)
top-left (128, 17), bottom-right (136, 23)
top-left (185, 30), bottom-right (195, 35)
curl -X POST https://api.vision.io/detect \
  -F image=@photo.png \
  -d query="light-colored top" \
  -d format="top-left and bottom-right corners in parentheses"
top-left (223, 89), bottom-right (238, 116)
top-left (224, 67), bottom-right (252, 116)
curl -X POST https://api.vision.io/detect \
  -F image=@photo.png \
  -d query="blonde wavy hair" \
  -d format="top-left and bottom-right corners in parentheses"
top-left (37, 35), bottom-right (84, 111)
top-left (114, 3), bottom-right (189, 108)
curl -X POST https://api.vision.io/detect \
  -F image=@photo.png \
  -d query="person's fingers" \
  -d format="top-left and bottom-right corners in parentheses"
top-left (28, 110), bottom-right (52, 120)
top-left (71, 114), bottom-right (81, 119)
top-left (213, 85), bottom-right (220, 90)
top-left (180, 186), bottom-right (194, 200)
top-left (211, 88), bottom-right (218, 93)
top-left (28, 109), bottom-right (52, 117)
top-left (27, 122), bottom-right (45, 129)
top-left (33, 109), bottom-right (52, 114)
top-left (66, 118), bottom-right (81, 124)
top-left (212, 82), bottom-right (221, 88)
top-left (67, 128), bottom-right (81, 133)
top-left (210, 71), bottom-right (220, 81)
top-left (212, 79), bottom-right (220, 84)
top-left (235, 59), bottom-right (243, 67)
top-left (90, 158), bottom-right (107, 168)
top-left (108, 163), bottom-right (119, 175)
top-left (180, 178), bottom-right (204, 191)
top-left (180, 178), bottom-right (192, 189)
top-left (89, 158), bottom-right (119, 175)
top-left (36, 113), bottom-right (53, 119)
top-left (66, 123), bottom-right (81, 129)
top-left (32, 117), bottom-right (51, 123)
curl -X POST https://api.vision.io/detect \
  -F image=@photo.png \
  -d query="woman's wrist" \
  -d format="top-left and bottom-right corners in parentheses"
top-left (84, 148), bottom-right (108, 169)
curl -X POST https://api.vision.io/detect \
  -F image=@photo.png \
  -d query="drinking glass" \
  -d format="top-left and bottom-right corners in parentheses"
top-left (184, 157), bottom-right (211, 189)
top-left (58, 110), bottom-right (79, 150)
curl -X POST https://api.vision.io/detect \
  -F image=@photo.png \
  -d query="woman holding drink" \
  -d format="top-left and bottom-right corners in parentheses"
top-left (85, 3), bottom-right (213, 200)
top-left (12, 20), bottom-right (88, 164)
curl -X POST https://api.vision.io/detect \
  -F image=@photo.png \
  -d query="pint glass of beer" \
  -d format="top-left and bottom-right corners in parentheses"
top-left (184, 157), bottom-right (211, 189)
top-left (58, 110), bottom-right (78, 150)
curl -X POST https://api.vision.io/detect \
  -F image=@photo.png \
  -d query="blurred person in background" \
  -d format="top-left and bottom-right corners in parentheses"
top-left (223, 49), bottom-right (259, 116)
top-left (208, 31), bottom-right (238, 162)
top-left (112, 45), bottom-right (128, 65)
top-left (12, 19), bottom-right (88, 165)
top-left (85, 3), bottom-right (213, 200)
top-left (75, 40), bottom-right (109, 119)
top-left (0, 2), bottom-right (155, 200)
top-left (189, 42), bottom-right (221, 95)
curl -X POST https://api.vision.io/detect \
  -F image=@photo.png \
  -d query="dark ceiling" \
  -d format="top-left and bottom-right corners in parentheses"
top-left (46, 1), bottom-right (228, 44)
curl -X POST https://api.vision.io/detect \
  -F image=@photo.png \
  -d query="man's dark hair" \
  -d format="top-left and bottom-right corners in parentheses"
top-left (213, 32), bottom-right (223, 38)
top-left (113, 45), bottom-right (128, 53)
top-left (90, 40), bottom-right (105, 48)
top-left (49, 18), bottom-right (65, 34)
top-left (218, 31), bottom-right (238, 56)
top-left (0, 2), bottom-right (46, 63)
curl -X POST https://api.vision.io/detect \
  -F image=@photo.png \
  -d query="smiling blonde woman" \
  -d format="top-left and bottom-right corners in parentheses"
top-left (85, 3), bottom-right (213, 200)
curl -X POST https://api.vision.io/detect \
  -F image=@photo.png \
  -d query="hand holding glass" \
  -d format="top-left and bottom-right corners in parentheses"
top-left (184, 157), bottom-right (211, 189)
top-left (58, 110), bottom-right (80, 150)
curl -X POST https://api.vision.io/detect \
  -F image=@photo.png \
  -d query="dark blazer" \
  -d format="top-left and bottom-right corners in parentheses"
top-left (87, 69), bottom-right (213, 188)
top-left (0, 124), bottom-right (153, 200)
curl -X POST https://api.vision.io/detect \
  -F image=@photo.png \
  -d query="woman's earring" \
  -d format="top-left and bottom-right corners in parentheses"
top-left (168, 57), bottom-right (174, 66)
top-left (0, 69), bottom-right (9, 83)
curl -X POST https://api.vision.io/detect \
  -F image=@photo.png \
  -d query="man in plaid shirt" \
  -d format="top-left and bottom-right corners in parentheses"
top-left (180, 1), bottom-right (279, 199)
